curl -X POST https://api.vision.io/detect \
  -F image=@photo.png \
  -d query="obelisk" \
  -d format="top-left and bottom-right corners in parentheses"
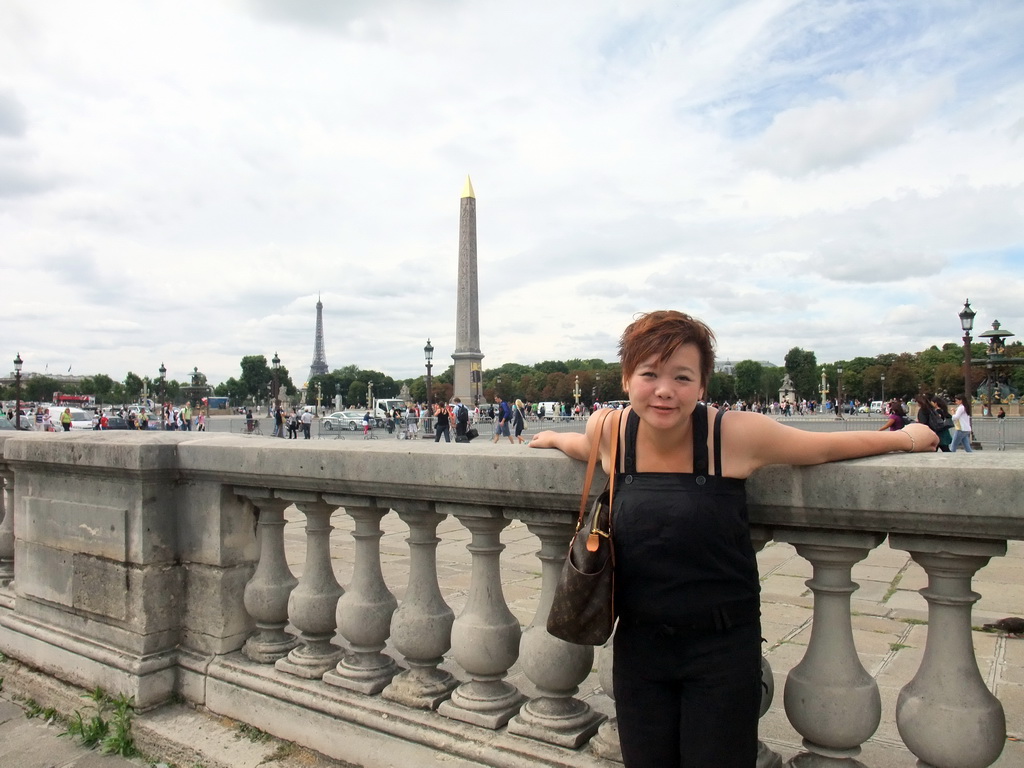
top-left (452, 176), bottom-right (484, 406)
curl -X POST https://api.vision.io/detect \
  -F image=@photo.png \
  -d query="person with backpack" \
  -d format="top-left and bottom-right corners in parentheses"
top-left (453, 397), bottom-right (470, 441)
top-left (492, 395), bottom-right (514, 444)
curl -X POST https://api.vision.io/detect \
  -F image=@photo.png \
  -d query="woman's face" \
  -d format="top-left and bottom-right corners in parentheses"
top-left (623, 343), bottom-right (704, 432)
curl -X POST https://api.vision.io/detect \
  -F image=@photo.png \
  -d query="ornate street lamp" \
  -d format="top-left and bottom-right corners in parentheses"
top-left (424, 339), bottom-right (434, 406)
top-left (836, 364), bottom-right (844, 419)
top-left (159, 362), bottom-right (167, 428)
top-left (880, 373), bottom-right (885, 404)
top-left (573, 375), bottom-right (581, 411)
top-left (959, 299), bottom-right (976, 415)
top-left (316, 382), bottom-right (322, 415)
top-left (13, 353), bottom-right (23, 430)
top-left (819, 368), bottom-right (829, 414)
top-left (592, 371), bottom-right (600, 403)
top-left (271, 352), bottom-right (281, 406)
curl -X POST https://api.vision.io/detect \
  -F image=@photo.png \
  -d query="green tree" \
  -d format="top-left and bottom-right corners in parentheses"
top-left (124, 372), bottom-right (144, 401)
top-left (784, 348), bottom-right (818, 400)
top-left (347, 381), bottom-right (366, 407)
top-left (24, 376), bottom-right (60, 402)
top-left (733, 361), bottom-right (764, 401)
top-left (706, 371), bottom-right (736, 403)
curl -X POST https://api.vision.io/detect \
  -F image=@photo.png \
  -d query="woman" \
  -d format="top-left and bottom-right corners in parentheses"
top-left (877, 400), bottom-right (907, 432)
top-left (434, 402), bottom-right (452, 443)
top-left (914, 394), bottom-right (944, 452)
top-left (928, 394), bottom-right (953, 452)
top-left (529, 311), bottom-right (936, 768)
top-left (950, 394), bottom-right (973, 452)
top-left (513, 398), bottom-right (527, 444)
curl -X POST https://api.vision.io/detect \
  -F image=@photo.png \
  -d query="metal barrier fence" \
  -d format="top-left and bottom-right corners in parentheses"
top-left (210, 413), bottom-right (1023, 449)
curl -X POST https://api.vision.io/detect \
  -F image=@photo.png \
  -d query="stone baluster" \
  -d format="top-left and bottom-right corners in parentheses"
top-left (889, 535), bottom-right (1007, 768)
top-left (508, 515), bottom-right (606, 747)
top-left (749, 525), bottom-right (783, 768)
top-left (323, 495), bottom-right (399, 694)
top-left (381, 500), bottom-right (458, 709)
top-left (275, 493), bottom-right (345, 678)
top-left (436, 506), bottom-right (525, 728)
top-left (776, 529), bottom-right (885, 767)
top-left (0, 468), bottom-right (14, 587)
top-left (235, 488), bottom-right (298, 663)
top-left (590, 639), bottom-right (621, 762)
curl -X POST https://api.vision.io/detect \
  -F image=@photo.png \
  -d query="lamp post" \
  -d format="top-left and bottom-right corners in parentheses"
top-left (593, 371), bottom-right (600, 405)
top-left (959, 299), bottom-right (976, 414)
top-left (367, 381), bottom-right (374, 411)
top-left (880, 373), bottom-right (885, 404)
top-left (316, 382), bottom-right (322, 416)
top-left (271, 352), bottom-right (281, 406)
top-left (496, 376), bottom-right (501, 400)
top-left (159, 363), bottom-right (167, 429)
top-left (14, 353), bottom-right (23, 430)
top-left (424, 339), bottom-right (434, 407)
top-left (573, 375), bottom-right (581, 413)
top-left (836, 364), bottom-right (844, 419)
top-left (819, 368), bottom-right (829, 414)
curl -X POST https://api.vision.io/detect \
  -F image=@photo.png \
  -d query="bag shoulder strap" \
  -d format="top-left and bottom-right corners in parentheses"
top-left (577, 408), bottom-right (614, 526)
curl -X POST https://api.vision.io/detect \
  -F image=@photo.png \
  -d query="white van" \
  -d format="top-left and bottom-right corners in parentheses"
top-left (53, 407), bottom-right (93, 430)
top-left (870, 401), bottom-right (885, 413)
top-left (536, 401), bottom-right (565, 420)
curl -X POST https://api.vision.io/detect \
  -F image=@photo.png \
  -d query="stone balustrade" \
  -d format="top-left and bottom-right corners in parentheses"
top-left (0, 431), bottom-right (1021, 768)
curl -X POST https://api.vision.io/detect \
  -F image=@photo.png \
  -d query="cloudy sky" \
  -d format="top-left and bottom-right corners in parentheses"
top-left (2, 0), bottom-right (1023, 386)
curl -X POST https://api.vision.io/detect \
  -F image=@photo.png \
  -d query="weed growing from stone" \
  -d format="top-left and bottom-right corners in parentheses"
top-left (236, 722), bottom-right (271, 742)
top-left (62, 686), bottom-right (138, 757)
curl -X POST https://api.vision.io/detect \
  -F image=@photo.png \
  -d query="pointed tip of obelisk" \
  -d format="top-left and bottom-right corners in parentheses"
top-left (461, 175), bottom-right (475, 199)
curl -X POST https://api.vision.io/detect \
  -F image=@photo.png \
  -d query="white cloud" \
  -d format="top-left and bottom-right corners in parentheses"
top-left (1, 0), bottom-right (1022, 386)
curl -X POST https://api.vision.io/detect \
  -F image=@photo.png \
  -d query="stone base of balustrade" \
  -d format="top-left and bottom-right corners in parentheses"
top-left (590, 718), bottom-right (622, 762)
top-left (242, 633), bottom-right (298, 664)
top-left (758, 741), bottom-right (784, 768)
top-left (507, 697), bottom-right (607, 748)
top-left (322, 652), bottom-right (401, 695)
top-left (0, 609), bottom-right (176, 711)
top-left (202, 651), bottom-right (621, 767)
top-left (786, 746), bottom-right (868, 767)
top-left (381, 666), bottom-right (460, 710)
top-left (437, 679), bottom-right (527, 729)
top-left (0, 565), bottom-right (13, 589)
top-left (0, 583), bottom-right (14, 610)
top-left (275, 644), bottom-right (345, 679)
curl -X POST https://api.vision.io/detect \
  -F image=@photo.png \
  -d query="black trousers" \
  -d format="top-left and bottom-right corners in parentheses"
top-left (613, 619), bottom-right (762, 768)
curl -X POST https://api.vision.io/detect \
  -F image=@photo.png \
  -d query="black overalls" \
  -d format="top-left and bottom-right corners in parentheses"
top-left (612, 404), bottom-right (762, 768)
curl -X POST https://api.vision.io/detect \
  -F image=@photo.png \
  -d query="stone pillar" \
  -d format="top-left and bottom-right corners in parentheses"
top-left (382, 501), bottom-right (458, 709)
top-left (777, 529), bottom-right (885, 768)
top-left (437, 506), bottom-right (524, 728)
top-left (508, 516), bottom-right (605, 747)
top-left (590, 638), bottom-right (621, 762)
top-left (890, 535), bottom-right (1007, 768)
top-left (0, 468), bottom-right (14, 587)
top-left (275, 494), bottom-right (345, 678)
top-left (452, 176), bottom-right (484, 406)
top-left (235, 489), bottom-right (297, 663)
top-left (323, 495), bottom-right (399, 694)
top-left (749, 525), bottom-right (784, 768)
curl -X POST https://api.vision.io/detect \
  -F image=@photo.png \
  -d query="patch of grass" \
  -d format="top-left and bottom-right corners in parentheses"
top-left (0, 652), bottom-right (7, 662)
top-left (882, 571), bottom-right (905, 603)
top-left (266, 741), bottom-right (299, 761)
top-left (62, 687), bottom-right (137, 757)
top-left (902, 618), bottom-right (928, 626)
top-left (236, 722), bottom-right (271, 742)
top-left (889, 643), bottom-right (911, 652)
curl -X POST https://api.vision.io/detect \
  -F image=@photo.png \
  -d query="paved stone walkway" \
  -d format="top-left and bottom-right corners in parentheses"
top-left (2, 506), bottom-right (1022, 767)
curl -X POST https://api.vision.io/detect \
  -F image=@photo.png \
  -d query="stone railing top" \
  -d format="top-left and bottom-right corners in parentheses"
top-left (2, 431), bottom-right (1022, 540)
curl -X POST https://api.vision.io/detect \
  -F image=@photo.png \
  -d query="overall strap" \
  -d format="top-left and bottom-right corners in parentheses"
top-left (713, 407), bottom-right (726, 478)
top-left (624, 409), bottom-right (640, 474)
top-left (624, 404), bottom-right (711, 475)
top-left (692, 402), bottom-right (709, 477)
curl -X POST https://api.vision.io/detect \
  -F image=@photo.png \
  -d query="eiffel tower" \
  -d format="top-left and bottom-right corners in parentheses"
top-left (308, 295), bottom-right (329, 379)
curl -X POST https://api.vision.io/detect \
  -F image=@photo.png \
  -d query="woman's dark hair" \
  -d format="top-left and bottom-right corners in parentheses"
top-left (914, 394), bottom-right (932, 412)
top-left (618, 311), bottom-right (716, 388)
top-left (955, 393), bottom-right (972, 416)
top-left (888, 400), bottom-right (907, 418)
top-left (931, 394), bottom-right (951, 417)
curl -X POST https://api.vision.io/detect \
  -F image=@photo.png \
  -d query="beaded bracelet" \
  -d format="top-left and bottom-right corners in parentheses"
top-left (901, 428), bottom-right (915, 452)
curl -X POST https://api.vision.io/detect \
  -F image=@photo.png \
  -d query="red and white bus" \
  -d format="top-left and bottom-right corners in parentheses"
top-left (52, 392), bottom-right (96, 408)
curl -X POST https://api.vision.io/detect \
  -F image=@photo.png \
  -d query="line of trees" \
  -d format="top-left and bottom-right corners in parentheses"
top-left (5, 341), bottom-right (1020, 409)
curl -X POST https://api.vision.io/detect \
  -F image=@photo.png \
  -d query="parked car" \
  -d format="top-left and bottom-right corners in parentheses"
top-left (104, 416), bottom-right (132, 430)
top-left (0, 413), bottom-right (32, 430)
top-left (322, 410), bottom-right (380, 431)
